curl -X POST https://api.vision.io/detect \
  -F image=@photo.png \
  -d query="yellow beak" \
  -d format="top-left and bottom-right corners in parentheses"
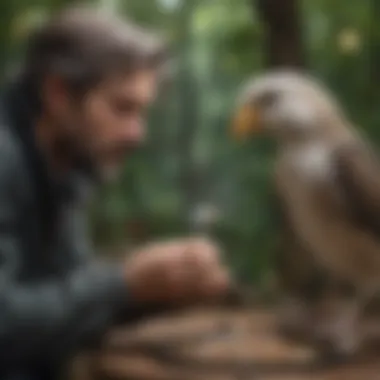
top-left (231, 105), bottom-right (261, 140)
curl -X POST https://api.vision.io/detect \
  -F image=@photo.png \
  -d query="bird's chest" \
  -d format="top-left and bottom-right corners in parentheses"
top-left (275, 145), bottom-right (334, 243)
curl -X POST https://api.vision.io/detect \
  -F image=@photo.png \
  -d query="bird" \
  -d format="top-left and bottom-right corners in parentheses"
top-left (232, 69), bottom-right (380, 358)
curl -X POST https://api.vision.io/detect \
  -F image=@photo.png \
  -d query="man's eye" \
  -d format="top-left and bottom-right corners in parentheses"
top-left (111, 99), bottom-right (136, 115)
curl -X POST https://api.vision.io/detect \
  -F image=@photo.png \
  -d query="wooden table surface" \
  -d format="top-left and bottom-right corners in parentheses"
top-left (70, 307), bottom-right (380, 380)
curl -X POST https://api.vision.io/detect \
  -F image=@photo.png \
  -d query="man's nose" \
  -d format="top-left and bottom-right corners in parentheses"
top-left (122, 119), bottom-right (146, 144)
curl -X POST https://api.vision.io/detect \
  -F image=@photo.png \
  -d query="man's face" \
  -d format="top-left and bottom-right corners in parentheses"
top-left (48, 69), bottom-right (159, 181)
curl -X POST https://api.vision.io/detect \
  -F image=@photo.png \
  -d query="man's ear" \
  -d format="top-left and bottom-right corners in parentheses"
top-left (41, 74), bottom-right (70, 116)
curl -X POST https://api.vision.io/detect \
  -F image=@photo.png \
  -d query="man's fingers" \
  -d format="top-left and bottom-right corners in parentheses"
top-left (125, 238), bottom-right (230, 304)
top-left (186, 238), bottom-right (222, 266)
top-left (179, 240), bottom-right (228, 300)
top-left (202, 267), bottom-right (230, 297)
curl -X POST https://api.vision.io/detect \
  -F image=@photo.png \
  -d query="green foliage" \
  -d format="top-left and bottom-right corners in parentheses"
top-left (0, 0), bottom-right (377, 288)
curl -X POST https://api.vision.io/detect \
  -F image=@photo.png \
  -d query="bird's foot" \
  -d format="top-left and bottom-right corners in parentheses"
top-left (312, 311), bottom-right (363, 365)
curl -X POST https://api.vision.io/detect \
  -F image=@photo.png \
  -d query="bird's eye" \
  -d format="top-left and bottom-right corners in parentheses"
top-left (257, 92), bottom-right (278, 108)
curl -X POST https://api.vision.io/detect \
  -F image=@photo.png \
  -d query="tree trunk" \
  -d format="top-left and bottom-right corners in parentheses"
top-left (256, 0), bottom-right (305, 68)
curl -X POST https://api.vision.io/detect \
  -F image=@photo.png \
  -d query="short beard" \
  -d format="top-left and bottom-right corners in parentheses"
top-left (53, 133), bottom-right (101, 182)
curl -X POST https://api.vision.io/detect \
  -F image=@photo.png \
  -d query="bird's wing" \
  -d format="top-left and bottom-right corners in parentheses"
top-left (333, 140), bottom-right (380, 237)
top-left (272, 177), bottom-right (329, 300)
top-left (271, 140), bottom-right (380, 290)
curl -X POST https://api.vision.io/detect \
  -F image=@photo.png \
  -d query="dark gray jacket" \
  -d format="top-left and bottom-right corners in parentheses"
top-left (0, 78), bottom-right (143, 379)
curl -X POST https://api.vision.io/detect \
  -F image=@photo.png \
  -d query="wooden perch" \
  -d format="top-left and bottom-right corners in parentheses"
top-left (69, 305), bottom-right (380, 380)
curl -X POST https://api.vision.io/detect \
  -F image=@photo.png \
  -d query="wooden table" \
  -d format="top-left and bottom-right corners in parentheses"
top-left (70, 307), bottom-right (380, 380)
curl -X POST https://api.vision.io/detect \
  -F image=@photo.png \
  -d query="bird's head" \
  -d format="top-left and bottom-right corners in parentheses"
top-left (232, 70), bottom-right (347, 144)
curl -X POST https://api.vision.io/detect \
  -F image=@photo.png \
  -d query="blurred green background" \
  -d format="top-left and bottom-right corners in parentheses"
top-left (2, 0), bottom-right (376, 290)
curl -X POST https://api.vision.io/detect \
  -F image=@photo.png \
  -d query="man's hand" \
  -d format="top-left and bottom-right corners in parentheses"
top-left (125, 238), bottom-right (230, 305)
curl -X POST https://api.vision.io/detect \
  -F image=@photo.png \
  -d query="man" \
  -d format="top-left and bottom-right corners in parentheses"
top-left (0, 6), bottom-right (230, 379)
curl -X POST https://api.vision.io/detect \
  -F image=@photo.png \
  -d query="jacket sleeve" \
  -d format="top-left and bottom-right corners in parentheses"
top-left (0, 142), bottom-right (130, 370)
